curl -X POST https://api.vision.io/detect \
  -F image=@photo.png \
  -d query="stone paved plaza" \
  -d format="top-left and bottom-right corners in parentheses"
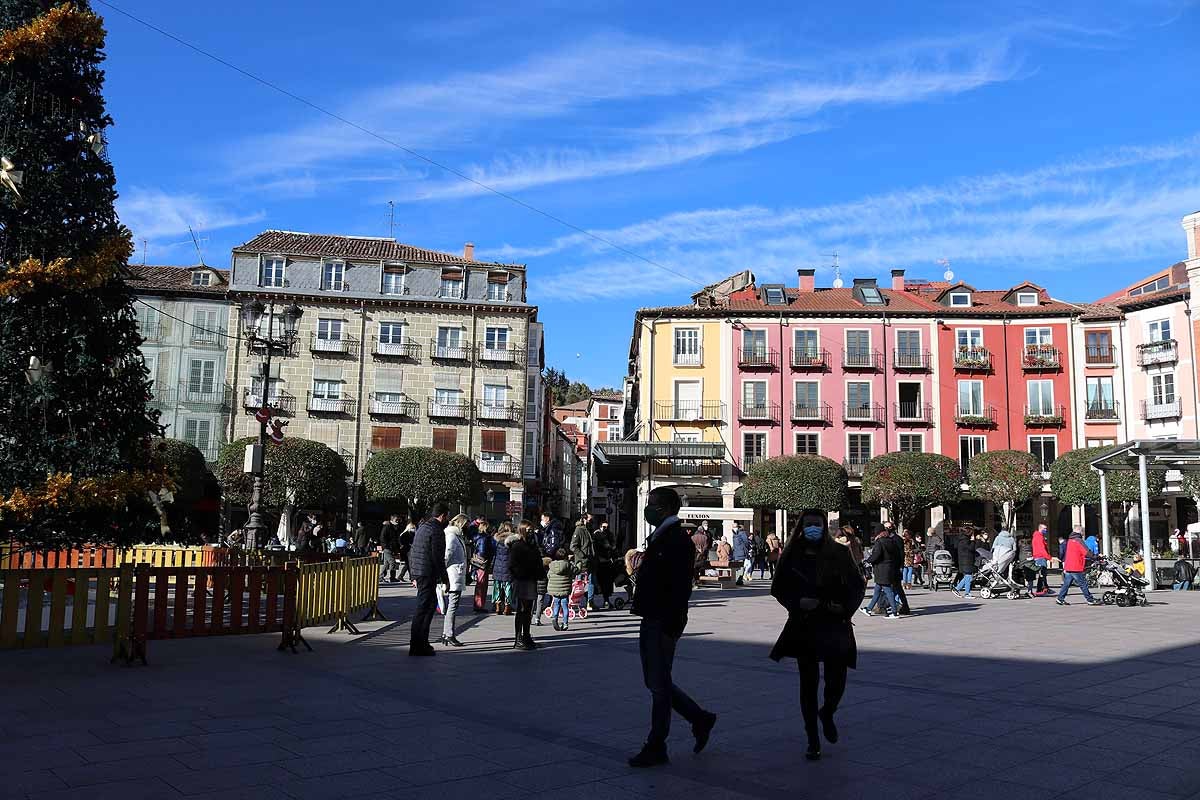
top-left (5, 580), bottom-right (1200, 799)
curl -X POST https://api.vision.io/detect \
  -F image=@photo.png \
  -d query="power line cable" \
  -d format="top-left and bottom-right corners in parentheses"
top-left (93, 0), bottom-right (702, 289)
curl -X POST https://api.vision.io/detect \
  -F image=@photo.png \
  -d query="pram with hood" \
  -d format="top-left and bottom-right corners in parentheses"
top-left (1092, 555), bottom-right (1149, 607)
top-left (929, 550), bottom-right (956, 591)
top-left (973, 536), bottom-right (1030, 600)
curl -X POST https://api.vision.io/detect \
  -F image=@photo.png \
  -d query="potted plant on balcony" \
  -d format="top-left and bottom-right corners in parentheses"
top-left (956, 411), bottom-right (993, 427)
top-left (955, 347), bottom-right (990, 369)
top-left (861, 452), bottom-right (961, 531)
top-left (1051, 445), bottom-right (1167, 542)
top-left (364, 447), bottom-right (482, 524)
top-left (967, 450), bottom-right (1041, 530)
top-left (1023, 410), bottom-right (1063, 426)
top-left (741, 455), bottom-right (847, 513)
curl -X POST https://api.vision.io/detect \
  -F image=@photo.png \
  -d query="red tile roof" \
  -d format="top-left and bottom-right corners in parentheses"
top-left (234, 230), bottom-right (521, 268)
top-left (126, 265), bottom-right (229, 296)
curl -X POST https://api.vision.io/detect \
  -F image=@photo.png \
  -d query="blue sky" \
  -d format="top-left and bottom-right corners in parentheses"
top-left (102, 0), bottom-right (1200, 387)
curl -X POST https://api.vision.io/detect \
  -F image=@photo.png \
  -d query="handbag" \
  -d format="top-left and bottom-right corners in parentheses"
top-left (470, 553), bottom-right (488, 571)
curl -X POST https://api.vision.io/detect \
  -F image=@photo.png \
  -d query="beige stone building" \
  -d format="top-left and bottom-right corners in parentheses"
top-left (222, 230), bottom-right (539, 521)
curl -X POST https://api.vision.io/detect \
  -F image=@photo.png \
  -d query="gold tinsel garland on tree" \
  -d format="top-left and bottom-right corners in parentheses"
top-left (0, 232), bottom-right (132, 297)
top-left (0, 469), bottom-right (173, 523)
top-left (0, 3), bottom-right (105, 65)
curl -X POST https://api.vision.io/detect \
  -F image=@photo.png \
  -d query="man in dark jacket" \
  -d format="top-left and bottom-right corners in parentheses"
top-left (540, 513), bottom-right (564, 557)
top-left (953, 532), bottom-right (978, 598)
top-left (1174, 558), bottom-right (1195, 590)
top-left (629, 487), bottom-right (717, 768)
top-left (861, 529), bottom-right (901, 617)
top-left (380, 513), bottom-right (402, 582)
top-left (572, 514), bottom-right (597, 607)
top-left (408, 503), bottom-right (449, 656)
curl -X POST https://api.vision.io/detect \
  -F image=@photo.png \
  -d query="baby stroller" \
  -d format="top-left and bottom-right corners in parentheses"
top-left (567, 572), bottom-right (590, 620)
top-left (1094, 556), bottom-right (1149, 607)
top-left (929, 550), bottom-right (956, 591)
top-left (974, 548), bottom-right (1029, 600)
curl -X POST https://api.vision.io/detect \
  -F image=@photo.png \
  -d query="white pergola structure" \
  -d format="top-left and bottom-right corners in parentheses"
top-left (1089, 439), bottom-right (1200, 590)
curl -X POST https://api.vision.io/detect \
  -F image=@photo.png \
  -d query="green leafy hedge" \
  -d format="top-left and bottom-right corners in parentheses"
top-left (741, 455), bottom-right (847, 512)
top-left (862, 452), bottom-right (961, 529)
top-left (363, 447), bottom-right (482, 521)
top-left (967, 450), bottom-right (1042, 529)
top-left (216, 437), bottom-right (348, 510)
top-left (1050, 445), bottom-right (1166, 505)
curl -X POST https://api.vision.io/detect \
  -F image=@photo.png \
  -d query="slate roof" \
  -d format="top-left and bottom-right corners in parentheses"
top-left (126, 265), bottom-right (229, 297)
top-left (234, 230), bottom-right (521, 269)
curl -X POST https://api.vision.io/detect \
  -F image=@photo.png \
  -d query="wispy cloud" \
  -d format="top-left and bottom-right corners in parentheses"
top-left (117, 187), bottom-right (264, 259)
top-left (504, 134), bottom-right (1200, 302)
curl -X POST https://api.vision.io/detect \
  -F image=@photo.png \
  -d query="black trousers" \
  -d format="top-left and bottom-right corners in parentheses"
top-left (640, 618), bottom-right (706, 749)
top-left (515, 597), bottom-right (534, 640)
top-left (410, 576), bottom-right (437, 650)
top-left (798, 659), bottom-right (848, 742)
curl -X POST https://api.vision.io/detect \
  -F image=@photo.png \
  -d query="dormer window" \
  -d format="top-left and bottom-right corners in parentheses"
top-left (487, 271), bottom-right (509, 301)
top-left (260, 257), bottom-right (285, 288)
top-left (949, 292), bottom-right (971, 307)
top-left (764, 286), bottom-right (786, 306)
top-left (859, 286), bottom-right (885, 305)
top-left (1017, 292), bottom-right (1039, 307)
top-left (440, 270), bottom-right (464, 299)
top-left (382, 263), bottom-right (407, 295)
top-left (323, 261), bottom-right (345, 291)
top-left (191, 270), bottom-right (212, 287)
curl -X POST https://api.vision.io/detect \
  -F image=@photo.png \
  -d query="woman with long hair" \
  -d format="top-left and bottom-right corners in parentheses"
top-left (507, 521), bottom-right (546, 650)
top-left (769, 509), bottom-right (866, 761)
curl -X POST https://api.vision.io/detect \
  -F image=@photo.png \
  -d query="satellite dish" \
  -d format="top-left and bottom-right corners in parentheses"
top-left (938, 258), bottom-right (953, 282)
top-left (832, 276), bottom-right (844, 288)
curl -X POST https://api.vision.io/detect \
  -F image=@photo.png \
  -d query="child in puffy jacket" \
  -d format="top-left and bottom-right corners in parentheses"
top-left (546, 549), bottom-right (576, 631)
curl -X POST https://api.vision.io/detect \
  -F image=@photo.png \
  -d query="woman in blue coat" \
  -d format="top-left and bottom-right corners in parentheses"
top-left (490, 522), bottom-right (515, 614)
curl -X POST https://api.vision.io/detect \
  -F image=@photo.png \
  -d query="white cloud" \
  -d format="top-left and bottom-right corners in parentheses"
top-left (503, 133), bottom-right (1200, 301)
top-left (117, 187), bottom-right (263, 255)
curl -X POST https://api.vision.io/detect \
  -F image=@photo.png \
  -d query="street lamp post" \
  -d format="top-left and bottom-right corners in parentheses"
top-left (240, 299), bottom-right (302, 548)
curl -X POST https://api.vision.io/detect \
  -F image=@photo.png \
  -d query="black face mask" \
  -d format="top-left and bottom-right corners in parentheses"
top-left (644, 506), bottom-right (665, 528)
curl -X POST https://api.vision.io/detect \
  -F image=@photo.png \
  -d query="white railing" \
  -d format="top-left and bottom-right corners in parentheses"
top-left (313, 337), bottom-right (350, 354)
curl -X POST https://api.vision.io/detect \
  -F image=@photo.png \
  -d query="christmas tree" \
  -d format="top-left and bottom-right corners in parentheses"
top-left (0, 1), bottom-right (166, 549)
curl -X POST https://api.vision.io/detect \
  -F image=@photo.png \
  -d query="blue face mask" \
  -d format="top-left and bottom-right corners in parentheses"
top-left (803, 525), bottom-right (823, 542)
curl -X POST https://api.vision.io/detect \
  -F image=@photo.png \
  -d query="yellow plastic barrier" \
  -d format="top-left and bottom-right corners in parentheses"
top-left (294, 555), bottom-right (383, 635)
top-left (0, 564), bottom-right (133, 655)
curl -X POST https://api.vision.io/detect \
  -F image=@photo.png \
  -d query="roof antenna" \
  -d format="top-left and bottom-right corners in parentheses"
top-left (938, 258), bottom-right (954, 282)
top-left (188, 226), bottom-right (207, 266)
top-left (387, 200), bottom-right (395, 238)
top-left (824, 252), bottom-right (843, 288)
top-left (141, 238), bottom-right (147, 266)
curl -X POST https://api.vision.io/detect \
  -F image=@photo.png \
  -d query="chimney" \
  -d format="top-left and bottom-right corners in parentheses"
top-left (463, 242), bottom-right (475, 260)
top-left (891, 268), bottom-right (905, 291)
top-left (797, 268), bottom-right (815, 293)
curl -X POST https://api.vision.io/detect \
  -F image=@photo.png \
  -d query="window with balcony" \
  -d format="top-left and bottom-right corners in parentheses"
top-left (323, 261), bottom-right (345, 291)
top-left (440, 276), bottom-right (464, 299)
top-left (436, 326), bottom-right (463, 357)
top-left (317, 319), bottom-right (343, 342)
top-left (896, 383), bottom-right (924, 420)
top-left (673, 380), bottom-right (702, 420)
top-left (250, 375), bottom-right (282, 402)
top-left (1027, 380), bottom-right (1055, 415)
top-left (845, 330), bottom-right (870, 363)
top-left (1029, 435), bottom-right (1057, 471)
top-left (487, 280), bottom-right (506, 301)
top-left (674, 328), bottom-right (701, 366)
top-left (794, 381), bottom-right (819, 416)
top-left (795, 433), bottom-right (819, 454)
top-left (1085, 377), bottom-right (1116, 418)
top-left (382, 269), bottom-right (406, 295)
top-left (895, 330), bottom-right (922, 367)
top-left (899, 434), bottom-right (923, 453)
top-left (312, 379), bottom-right (342, 400)
top-left (379, 322), bottom-right (406, 344)
top-left (847, 381), bottom-right (871, 409)
top-left (957, 380), bottom-right (983, 416)
top-left (260, 257), bottom-right (285, 288)
top-left (959, 435), bottom-right (986, 473)
top-left (183, 419), bottom-right (211, 454)
top-left (191, 309), bottom-right (221, 344)
top-left (481, 430), bottom-right (508, 473)
top-left (956, 328), bottom-right (983, 349)
top-left (742, 329), bottom-right (767, 358)
top-left (742, 381), bottom-right (768, 418)
top-left (1152, 373), bottom-right (1176, 405)
top-left (1086, 330), bottom-right (1113, 363)
top-left (742, 432), bottom-right (767, 469)
top-left (847, 434), bottom-right (872, 468)
top-left (1024, 327), bottom-right (1052, 347)
top-left (1149, 319), bottom-right (1172, 342)
top-left (187, 359), bottom-right (216, 394)
top-left (435, 387), bottom-right (463, 413)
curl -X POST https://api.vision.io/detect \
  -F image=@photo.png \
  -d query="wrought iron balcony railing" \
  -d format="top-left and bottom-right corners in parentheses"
top-left (790, 348), bottom-right (829, 369)
top-left (1137, 340), bottom-right (1178, 367)
top-left (894, 402), bottom-right (933, 424)
top-left (372, 338), bottom-right (421, 359)
top-left (738, 348), bottom-right (780, 370)
top-left (954, 346), bottom-right (991, 370)
top-left (843, 402), bottom-right (885, 425)
top-left (843, 349), bottom-right (883, 370)
top-left (792, 402), bottom-right (832, 424)
top-left (893, 350), bottom-right (931, 370)
top-left (369, 394), bottom-right (419, 418)
top-left (307, 393), bottom-right (354, 414)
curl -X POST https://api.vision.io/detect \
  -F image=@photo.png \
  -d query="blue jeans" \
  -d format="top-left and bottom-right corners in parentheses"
top-left (865, 584), bottom-right (898, 615)
top-left (901, 566), bottom-right (914, 585)
top-left (551, 596), bottom-right (570, 625)
top-left (1174, 581), bottom-right (1192, 591)
top-left (1057, 571), bottom-right (1095, 602)
top-left (955, 574), bottom-right (974, 595)
top-left (585, 571), bottom-right (595, 607)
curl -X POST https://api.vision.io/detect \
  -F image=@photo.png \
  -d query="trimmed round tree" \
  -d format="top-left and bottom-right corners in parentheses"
top-left (363, 447), bottom-right (482, 522)
top-left (216, 437), bottom-right (348, 541)
top-left (861, 452), bottom-right (962, 530)
top-left (741, 455), bottom-right (847, 512)
top-left (967, 450), bottom-right (1042, 530)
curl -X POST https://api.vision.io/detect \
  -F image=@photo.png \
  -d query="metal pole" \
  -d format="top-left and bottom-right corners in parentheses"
top-left (245, 302), bottom-right (274, 550)
top-left (1099, 469), bottom-right (1110, 556)
top-left (1138, 453), bottom-right (1154, 590)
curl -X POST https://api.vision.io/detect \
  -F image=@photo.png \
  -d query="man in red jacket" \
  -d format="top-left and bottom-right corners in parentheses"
top-left (1057, 527), bottom-right (1101, 606)
top-left (1031, 523), bottom-right (1052, 596)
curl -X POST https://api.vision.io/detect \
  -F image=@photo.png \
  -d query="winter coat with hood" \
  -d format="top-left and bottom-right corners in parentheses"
top-left (491, 531), bottom-right (514, 583)
top-left (769, 521), bottom-right (867, 666)
top-left (866, 532), bottom-right (902, 586)
top-left (547, 557), bottom-right (577, 597)
top-left (571, 522), bottom-right (596, 571)
top-left (541, 521), bottom-right (565, 556)
top-left (444, 525), bottom-right (467, 591)
top-left (956, 535), bottom-right (977, 574)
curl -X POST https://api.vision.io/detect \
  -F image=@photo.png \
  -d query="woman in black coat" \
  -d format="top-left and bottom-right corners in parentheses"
top-left (954, 532), bottom-right (978, 597)
top-left (770, 509), bottom-right (867, 761)
top-left (507, 522), bottom-right (547, 650)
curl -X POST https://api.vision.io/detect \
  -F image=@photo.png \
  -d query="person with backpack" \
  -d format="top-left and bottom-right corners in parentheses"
top-left (1174, 557), bottom-right (1195, 591)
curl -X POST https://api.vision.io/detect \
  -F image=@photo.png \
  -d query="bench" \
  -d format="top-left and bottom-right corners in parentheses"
top-left (698, 559), bottom-right (742, 590)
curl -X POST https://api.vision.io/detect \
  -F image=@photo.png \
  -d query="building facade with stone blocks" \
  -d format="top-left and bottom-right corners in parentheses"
top-left (128, 264), bottom-right (233, 462)
top-left (222, 231), bottom-right (539, 519)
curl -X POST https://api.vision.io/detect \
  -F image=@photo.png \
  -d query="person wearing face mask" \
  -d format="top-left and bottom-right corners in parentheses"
top-left (770, 509), bottom-right (866, 761)
top-left (627, 487), bottom-right (718, 769)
